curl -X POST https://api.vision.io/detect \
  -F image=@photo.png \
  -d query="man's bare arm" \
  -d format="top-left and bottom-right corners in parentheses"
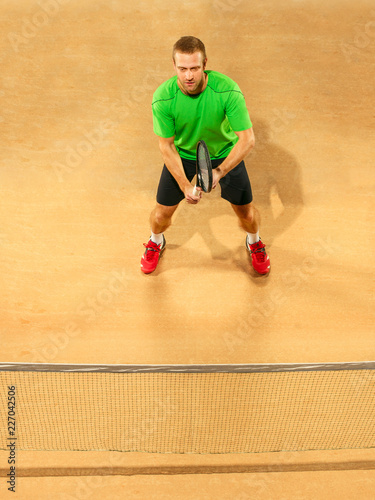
top-left (212, 128), bottom-right (255, 188)
top-left (158, 136), bottom-right (201, 204)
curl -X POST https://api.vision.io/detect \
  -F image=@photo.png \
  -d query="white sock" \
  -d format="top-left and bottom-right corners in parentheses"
top-left (247, 231), bottom-right (260, 244)
top-left (151, 231), bottom-right (163, 245)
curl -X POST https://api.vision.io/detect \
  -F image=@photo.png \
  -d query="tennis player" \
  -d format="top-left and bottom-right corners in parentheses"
top-left (141, 36), bottom-right (270, 275)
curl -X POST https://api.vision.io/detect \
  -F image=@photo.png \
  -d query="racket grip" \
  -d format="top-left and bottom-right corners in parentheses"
top-left (192, 185), bottom-right (199, 197)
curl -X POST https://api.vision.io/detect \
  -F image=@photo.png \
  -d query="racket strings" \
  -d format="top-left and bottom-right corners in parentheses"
top-left (197, 147), bottom-right (211, 191)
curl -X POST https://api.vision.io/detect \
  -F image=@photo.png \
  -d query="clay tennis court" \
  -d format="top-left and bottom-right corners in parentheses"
top-left (1, 0), bottom-right (374, 498)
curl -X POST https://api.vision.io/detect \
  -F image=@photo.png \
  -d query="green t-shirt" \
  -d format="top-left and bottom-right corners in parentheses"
top-left (152, 70), bottom-right (252, 160)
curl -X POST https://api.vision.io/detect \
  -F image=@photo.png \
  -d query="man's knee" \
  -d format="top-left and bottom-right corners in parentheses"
top-left (152, 204), bottom-right (177, 225)
top-left (232, 203), bottom-right (254, 223)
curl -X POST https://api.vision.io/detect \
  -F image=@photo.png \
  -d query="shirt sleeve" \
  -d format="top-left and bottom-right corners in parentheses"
top-left (152, 99), bottom-right (175, 138)
top-left (225, 88), bottom-right (252, 132)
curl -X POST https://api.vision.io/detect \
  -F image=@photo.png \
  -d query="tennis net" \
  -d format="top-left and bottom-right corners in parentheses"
top-left (1, 362), bottom-right (374, 454)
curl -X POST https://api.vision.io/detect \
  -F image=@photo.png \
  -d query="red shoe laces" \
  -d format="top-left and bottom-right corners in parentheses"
top-left (251, 242), bottom-right (266, 262)
top-left (143, 242), bottom-right (160, 260)
top-left (254, 249), bottom-right (266, 262)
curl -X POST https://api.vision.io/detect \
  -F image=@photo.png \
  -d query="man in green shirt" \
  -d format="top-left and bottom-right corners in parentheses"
top-left (141, 36), bottom-right (270, 275)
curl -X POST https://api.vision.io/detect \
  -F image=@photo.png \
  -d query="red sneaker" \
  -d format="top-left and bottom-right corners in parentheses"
top-left (140, 236), bottom-right (166, 274)
top-left (246, 237), bottom-right (270, 274)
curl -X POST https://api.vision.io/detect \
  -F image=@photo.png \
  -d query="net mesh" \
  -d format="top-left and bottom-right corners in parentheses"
top-left (1, 364), bottom-right (374, 454)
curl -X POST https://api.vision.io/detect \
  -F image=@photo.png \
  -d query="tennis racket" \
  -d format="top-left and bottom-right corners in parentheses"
top-left (192, 140), bottom-right (213, 196)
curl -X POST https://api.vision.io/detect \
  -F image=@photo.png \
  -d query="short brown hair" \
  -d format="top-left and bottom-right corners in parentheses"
top-left (172, 36), bottom-right (207, 62)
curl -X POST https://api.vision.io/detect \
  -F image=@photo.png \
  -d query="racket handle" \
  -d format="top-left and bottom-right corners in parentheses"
top-left (192, 185), bottom-right (199, 197)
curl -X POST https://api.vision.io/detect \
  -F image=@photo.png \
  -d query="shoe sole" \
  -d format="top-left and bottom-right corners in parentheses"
top-left (252, 265), bottom-right (270, 275)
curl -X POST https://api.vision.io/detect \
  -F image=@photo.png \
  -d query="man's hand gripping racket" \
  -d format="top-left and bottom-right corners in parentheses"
top-left (192, 140), bottom-right (213, 197)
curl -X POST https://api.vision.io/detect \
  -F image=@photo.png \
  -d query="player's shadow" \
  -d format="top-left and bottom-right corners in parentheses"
top-left (247, 118), bottom-right (304, 245)
top-left (165, 118), bottom-right (304, 270)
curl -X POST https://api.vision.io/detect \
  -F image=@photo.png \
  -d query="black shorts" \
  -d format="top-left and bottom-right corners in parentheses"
top-left (156, 157), bottom-right (253, 206)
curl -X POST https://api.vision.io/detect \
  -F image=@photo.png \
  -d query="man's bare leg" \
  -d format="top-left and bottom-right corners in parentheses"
top-left (230, 202), bottom-right (260, 235)
top-left (150, 202), bottom-right (179, 234)
top-left (230, 202), bottom-right (270, 274)
top-left (141, 203), bottom-right (179, 274)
